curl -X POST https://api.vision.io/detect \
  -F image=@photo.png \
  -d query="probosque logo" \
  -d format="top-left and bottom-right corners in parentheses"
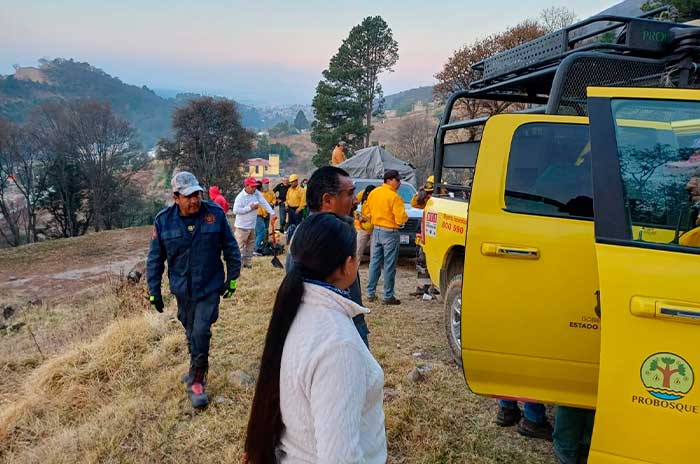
top-left (640, 352), bottom-right (694, 401)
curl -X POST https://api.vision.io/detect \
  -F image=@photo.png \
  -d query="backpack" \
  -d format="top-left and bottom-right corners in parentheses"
top-left (260, 242), bottom-right (285, 256)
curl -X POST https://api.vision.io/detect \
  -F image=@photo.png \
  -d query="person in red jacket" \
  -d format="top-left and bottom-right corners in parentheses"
top-left (209, 186), bottom-right (230, 213)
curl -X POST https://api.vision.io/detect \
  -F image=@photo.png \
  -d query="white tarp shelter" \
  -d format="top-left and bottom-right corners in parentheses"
top-left (337, 146), bottom-right (416, 187)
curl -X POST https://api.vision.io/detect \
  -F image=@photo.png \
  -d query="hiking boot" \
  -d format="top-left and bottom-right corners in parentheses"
top-left (367, 295), bottom-right (378, 303)
top-left (517, 418), bottom-right (553, 441)
top-left (189, 369), bottom-right (209, 409)
top-left (495, 405), bottom-right (522, 427)
top-left (382, 296), bottom-right (401, 305)
top-left (181, 368), bottom-right (194, 386)
top-left (409, 287), bottom-right (425, 297)
top-left (185, 371), bottom-right (206, 393)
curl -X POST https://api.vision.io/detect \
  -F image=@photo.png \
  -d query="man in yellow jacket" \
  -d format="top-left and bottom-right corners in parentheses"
top-left (364, 170), bottom-right (408, 305)
top-left (331, 141), bottom-right (347, 166)
top-left (411, 175), bottom-right (435, 209)
top-left (286, 174), bottom-right (306, 227)
top-left (411, 175), bottom-right (449, 209)
top-left (354, 185), bottom-right (377, 260)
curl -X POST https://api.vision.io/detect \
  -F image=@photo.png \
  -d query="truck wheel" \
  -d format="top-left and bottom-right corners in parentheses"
top-left (443, 274), bottom-right (463, 366)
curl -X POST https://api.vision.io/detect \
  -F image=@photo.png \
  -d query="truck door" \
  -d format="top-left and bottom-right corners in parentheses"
top-left (587, 87), bottom-right (700, 463)
top-left (461, 114), bottom-right (600, 408)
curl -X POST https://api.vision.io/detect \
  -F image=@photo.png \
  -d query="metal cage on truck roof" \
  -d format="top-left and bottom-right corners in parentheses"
top-left (433, 12), bottom-right (700, 186)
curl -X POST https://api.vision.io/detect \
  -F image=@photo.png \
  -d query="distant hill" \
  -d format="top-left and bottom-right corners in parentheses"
top-left (0, 59), bottom-right (173, 148)
top-left (382, 86), bottom-right (434, 112)
top-left (0, 59), bottom-right (305, 148)
top-left (257, 104), bottom-right (314, 128)
top-left (168, 91), bottom-right (279, 133)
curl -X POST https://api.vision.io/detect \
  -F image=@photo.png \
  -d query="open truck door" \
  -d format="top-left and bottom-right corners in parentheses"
top-left (588, 87), bottom-right (700, 463)
top-left (461, 113), bottom-right (600, 409)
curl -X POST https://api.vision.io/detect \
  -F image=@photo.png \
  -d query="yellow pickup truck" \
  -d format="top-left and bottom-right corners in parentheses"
top-left (421, 14), bottom-right (700, 463)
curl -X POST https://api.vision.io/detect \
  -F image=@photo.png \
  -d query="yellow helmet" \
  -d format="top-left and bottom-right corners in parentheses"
top-left (427, 175), bottom-right (435, 184)
top-left (289, 174), bottom-right (299, 182)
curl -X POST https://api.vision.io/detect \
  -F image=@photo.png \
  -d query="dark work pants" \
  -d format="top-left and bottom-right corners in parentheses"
top-left (348, 273), bottom-right (369, 349)
top-left (499, 400), bottom-right (546, 423)
top-left (278, 203), bottom-right (287, 231)
top-left (553, 406), bottom-right (595, 464)
top-left (255, 215), bottom-right (270, 251)
top-left (287, 207), bottom-right (302, 227)
top-left (353, 314), bottom-right (369, 349)
top-left (176, 292), bottom-right (220, 371)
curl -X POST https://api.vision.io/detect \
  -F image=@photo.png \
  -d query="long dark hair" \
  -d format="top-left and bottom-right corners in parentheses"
top-left (244, 213), bottom-right (357, 463)
top-left (360, 184), bottom-right (376, 204)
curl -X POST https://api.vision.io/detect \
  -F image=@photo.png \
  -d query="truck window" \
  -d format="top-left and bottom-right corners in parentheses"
top-left (610, 99), bottom-right (700, 250)
top-left (440, 128), bottom-right (479, 199)
top-left (504, 123), bottom-right (592, 219)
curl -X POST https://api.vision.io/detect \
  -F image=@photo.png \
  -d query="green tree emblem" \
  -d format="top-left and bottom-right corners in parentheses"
top-left (641, 353), bottom-right (694, 399)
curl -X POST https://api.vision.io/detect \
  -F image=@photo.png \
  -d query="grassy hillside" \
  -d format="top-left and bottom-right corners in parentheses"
top-left (270, 132), bottom-right (316, 176)
top-left (383, 86), bottom-right (434, 112)
top-left (0, 59), bottom-right (293, 148)
top-left (0, 229), bottom-right (556, 463)
top-left (0, 60), bottom-right (173, 148)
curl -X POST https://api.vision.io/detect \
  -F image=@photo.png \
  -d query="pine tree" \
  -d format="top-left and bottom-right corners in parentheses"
top-left (311, 81), bottom-right (366, 167)
top-left (311, 16), bottom-right (398, 167)
top-left (293, 110), bottom-right (310, 131)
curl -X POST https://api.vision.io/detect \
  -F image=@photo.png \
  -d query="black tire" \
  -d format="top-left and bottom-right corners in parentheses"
top-left (443, 274), bottom-right (463, 367)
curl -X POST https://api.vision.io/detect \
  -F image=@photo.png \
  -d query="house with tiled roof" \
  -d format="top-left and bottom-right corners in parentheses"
top-left (248, 154), bottom-right (280, 178)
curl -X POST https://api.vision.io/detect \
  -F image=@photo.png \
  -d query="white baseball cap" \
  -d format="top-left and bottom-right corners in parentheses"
top-left (171, 171), bottom-right (204, 196)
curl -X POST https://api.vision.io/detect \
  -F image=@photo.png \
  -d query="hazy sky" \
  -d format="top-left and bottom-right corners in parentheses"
top-left (1, 0), bottom-right (617, 105)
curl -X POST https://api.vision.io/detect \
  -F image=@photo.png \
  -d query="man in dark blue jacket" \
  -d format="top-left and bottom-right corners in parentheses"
top-left (286, 166), bottom-right (370, 348)
top-left (147, 171), bottom-right (241, 409)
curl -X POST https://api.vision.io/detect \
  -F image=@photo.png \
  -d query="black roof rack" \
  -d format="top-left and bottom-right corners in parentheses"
top-left (433, 12), bottom-right (700, 185)
top-left (467, 13), bottom-right (699, 103)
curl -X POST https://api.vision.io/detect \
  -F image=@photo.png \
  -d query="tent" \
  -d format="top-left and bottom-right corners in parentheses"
top-left (337, 146), bottom-right (416, 187)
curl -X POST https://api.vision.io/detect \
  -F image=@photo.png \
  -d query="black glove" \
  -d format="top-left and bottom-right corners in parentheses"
top-left (222, 279), bottom-right (237, 299)
top-left (149, 295), bottom-right (164, 313)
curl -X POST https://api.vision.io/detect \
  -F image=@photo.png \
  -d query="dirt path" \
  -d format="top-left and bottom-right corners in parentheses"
top-left (0, 226), bottom-right (151, 304)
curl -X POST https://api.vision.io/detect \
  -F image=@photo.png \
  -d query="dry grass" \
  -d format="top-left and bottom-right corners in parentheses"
top-left (0, 255), bottom-right (556, 463)
top-left (0, 227), bottom-right (149, 275)
top-left (271, 133), bottom-right (317, 176)
top-left (0, 271), bottom-right (152, 405)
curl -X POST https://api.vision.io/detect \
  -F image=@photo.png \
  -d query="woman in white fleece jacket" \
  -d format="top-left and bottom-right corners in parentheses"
top-left (244, 213), bottom-right (387, 464)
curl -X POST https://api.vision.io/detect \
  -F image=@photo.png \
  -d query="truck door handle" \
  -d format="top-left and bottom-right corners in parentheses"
top-left (481, 243), bottom-right (540, 259)
top-left (630, 296), bottom-right (700, 324)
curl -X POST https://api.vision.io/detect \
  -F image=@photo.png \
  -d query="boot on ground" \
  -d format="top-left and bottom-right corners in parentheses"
top-left (188, 369), bottom-right (209, 409)
top-left (496, 405), bottom-right (522, 427)
top-left (181, 367), bottom-right (194, 386)
top-left (383, 296), bottom-right (401, 305)
top-left (517, 418), bottom-right (553, 441)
